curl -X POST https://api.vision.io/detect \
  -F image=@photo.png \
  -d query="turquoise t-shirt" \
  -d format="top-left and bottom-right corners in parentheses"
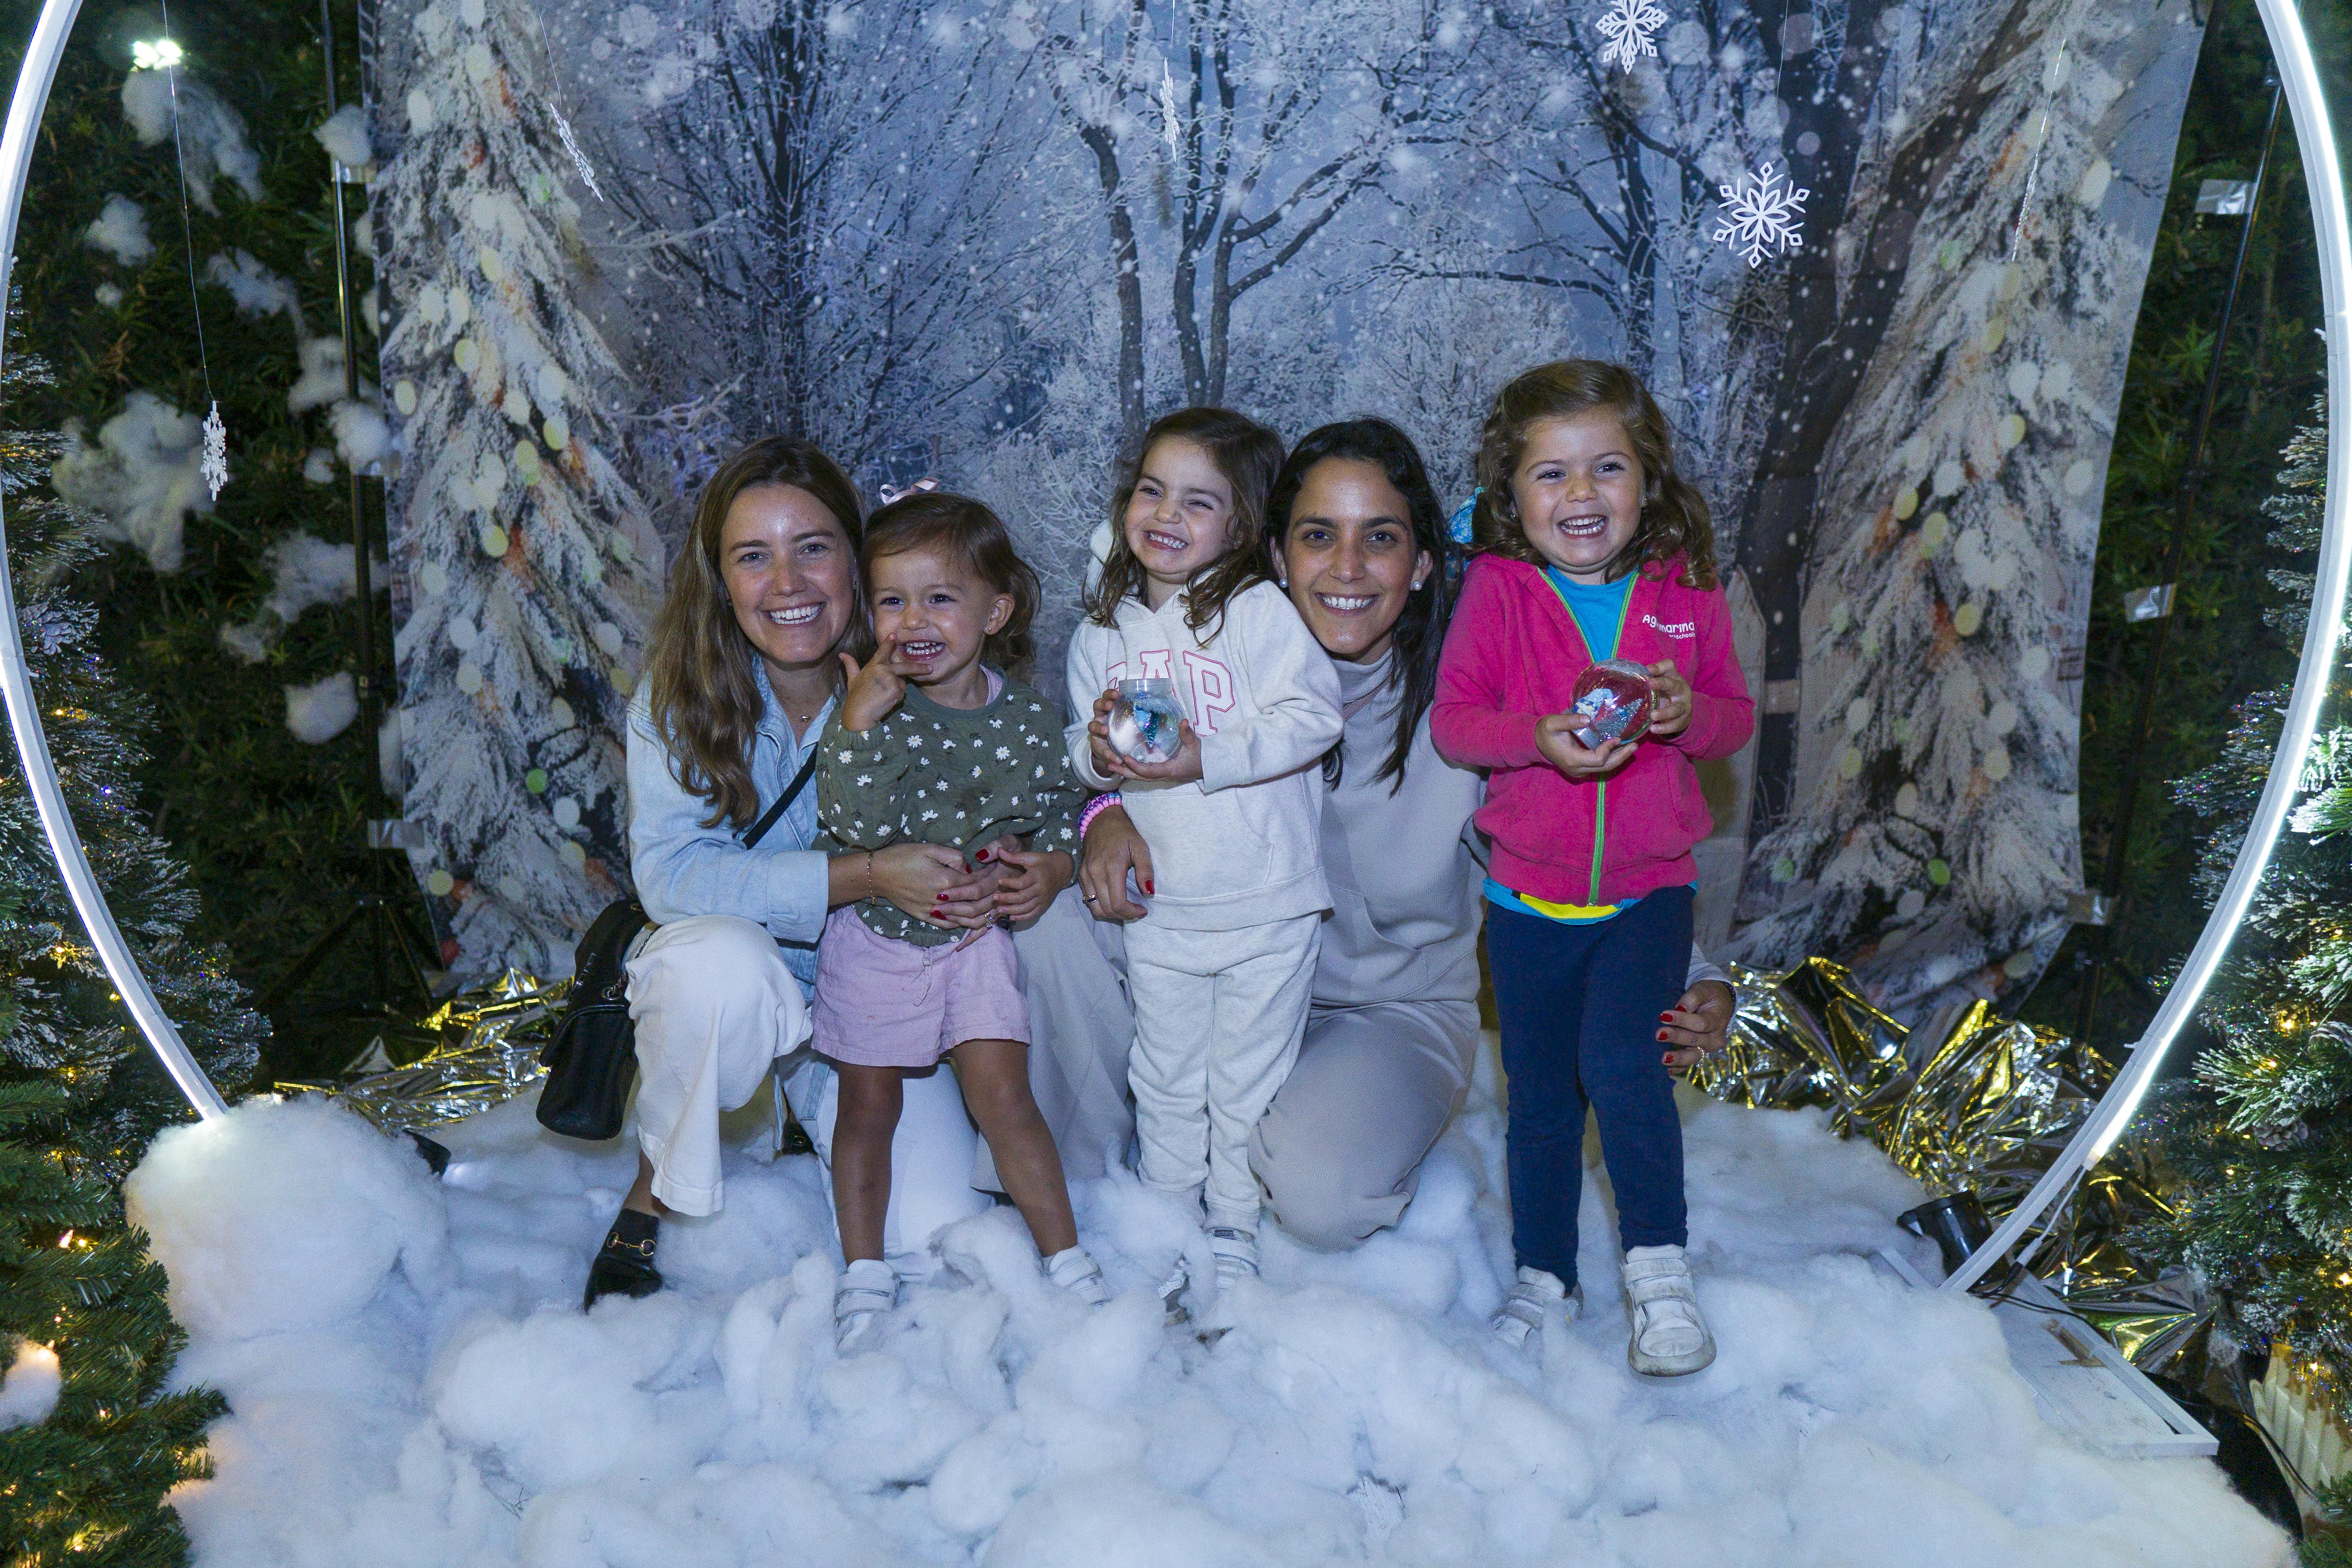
top-left (1546, 566), bottom-right (1634, 661)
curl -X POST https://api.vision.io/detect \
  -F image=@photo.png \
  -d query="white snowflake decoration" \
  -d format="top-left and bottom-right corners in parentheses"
top-left (550, 103), bottom-right (605, 202)
top-left (200, 400), bottom-right (229, 500)
top-left (1158, 64), bottom-right (1183, 158)
top-left (1596, 0), bottom-right (1667, 73)
top-left (1714, 162), bottom-right (1809, 268)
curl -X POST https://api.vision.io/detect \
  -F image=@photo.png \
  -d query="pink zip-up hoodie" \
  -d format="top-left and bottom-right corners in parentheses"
top-left (1431, 552), bottom-right (1754, 909)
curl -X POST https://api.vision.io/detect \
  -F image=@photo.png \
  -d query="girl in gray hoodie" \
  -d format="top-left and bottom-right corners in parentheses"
top-left (1065, 407), bottom-right (1342, 1308)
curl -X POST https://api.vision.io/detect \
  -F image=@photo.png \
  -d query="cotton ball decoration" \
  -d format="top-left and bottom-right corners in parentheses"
top-left (303, 447), bottom-right (336, 484)
top-left (313, 104), bottom-right (373, 172)
top-left (329, 401), bottom-right (392, 469)
top-left (124, 1096), bottom-right (452, 1339)
top-left (0, 1342), bottom-right (61, 1431)
top-left (285, 671), bottom-right (359, 743)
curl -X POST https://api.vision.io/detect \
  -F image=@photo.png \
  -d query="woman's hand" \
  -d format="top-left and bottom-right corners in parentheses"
top-left (866, 842), bottom-right (990, 928)
top-left (1661, 978), bottom-right (1735, 1075)
top-left (1646, 662), bottom-right (1693, 739)
top-left (837, 639), bottom-right (908, 733)
top-left (992, 848), bottom-right (1073, 927)
top-left (1086, 687), bottom-right (1206, 786)
top-left (1534, 714), bottom-right (1635, 781)
top-left (929, 835), bottom-right (1020, 929)
top-left (1077, 803), bottom-right (1153, 921)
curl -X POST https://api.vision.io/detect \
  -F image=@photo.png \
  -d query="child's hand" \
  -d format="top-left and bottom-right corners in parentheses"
top-left (1646, 662), bottom-right (1693, 739)
top-left (932, 835), bottom-right (1019, 928)
top-left (838, 638), bottom-right (909, 733)
top-left (1535, 714), bottom-right (1635, 781)
top-left (1085, 685), bottom-right (1124, 778)
top-left (992, 847), bottom-right (1073, 927)
top-left (1107, 719), bottom-right (1204, 786)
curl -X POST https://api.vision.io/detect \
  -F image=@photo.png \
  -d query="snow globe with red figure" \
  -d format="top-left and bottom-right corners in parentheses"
top-left (1569, 658), bottom-right (1655, 749)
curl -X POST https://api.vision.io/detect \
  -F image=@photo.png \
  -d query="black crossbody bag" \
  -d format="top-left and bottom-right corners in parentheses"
top-left (535, 750), bottom-right (820, 1140)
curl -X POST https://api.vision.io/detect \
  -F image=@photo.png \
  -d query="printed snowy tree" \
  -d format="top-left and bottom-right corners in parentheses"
top-left (1721, 0), bottom-right (2202, 1009)
top-left (2143, 402), bottom-right (2352, 1423)
top-left (375, 0), bottom-right (662, 975)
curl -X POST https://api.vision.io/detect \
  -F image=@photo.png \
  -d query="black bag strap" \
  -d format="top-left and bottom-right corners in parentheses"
top-left (742, 749), bottom-right (821, 850)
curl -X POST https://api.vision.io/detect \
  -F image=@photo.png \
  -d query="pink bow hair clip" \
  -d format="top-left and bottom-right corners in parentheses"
top-left (877, 477), bottom-right (941, 506)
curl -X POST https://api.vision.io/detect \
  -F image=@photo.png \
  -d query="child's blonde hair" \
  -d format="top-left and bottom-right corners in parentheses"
top-left (1085, 406), bottom-right (1286, 639)
top-left (1470, 360), bottom-right (1717, 589)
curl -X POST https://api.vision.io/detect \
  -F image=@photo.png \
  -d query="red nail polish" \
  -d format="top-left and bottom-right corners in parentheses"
top-left (976, 848), bottom-right (992, 861)
top-left (929, 908), bottom-right (943, 918)
top-left (1143, 880), bottom-right (1154, 894)
top-left (1655, 1030), bottom-right (1671, 1042)
top-left (1658, 1012), bottom-right (1675, 1024)
top-left (1661, 1054), bottom-right (1674, 1065)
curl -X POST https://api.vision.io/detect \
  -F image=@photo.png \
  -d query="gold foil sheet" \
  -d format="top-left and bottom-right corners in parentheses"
top-left (278, 969), bottom-right (566, 1132)
top-left (1690, 958), bottom-right (2157, 1287)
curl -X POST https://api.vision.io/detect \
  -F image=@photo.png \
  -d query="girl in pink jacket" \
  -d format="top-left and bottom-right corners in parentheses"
top-left (1432, 360), bottom-right (1753, 1376)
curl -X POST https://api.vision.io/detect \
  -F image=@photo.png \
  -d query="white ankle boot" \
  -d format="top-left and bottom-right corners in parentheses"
top-left (1044, 1245), bottom-right (1111, 1306)
top-left (1492, 1265), bottom-right (1584, 1347)
top-left (1206, 1226), bottom-right (1259, 1290)
top-left (1622, 1245), bottom-right (1714, 1375)
top-left (834, 1258), bottom-right (898, 1352)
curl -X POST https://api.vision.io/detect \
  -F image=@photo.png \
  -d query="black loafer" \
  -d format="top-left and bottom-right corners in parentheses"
top-left (582, 1209), bottom-right (662, 1309)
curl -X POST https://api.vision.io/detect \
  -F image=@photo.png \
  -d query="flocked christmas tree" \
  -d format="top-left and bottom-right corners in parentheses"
top-left (0, 338), bottom-right (259, 1561)
top-left (375, 0), bottom-right (661, 976)
top-left (2146, 399), bottom-right (2352, 1423)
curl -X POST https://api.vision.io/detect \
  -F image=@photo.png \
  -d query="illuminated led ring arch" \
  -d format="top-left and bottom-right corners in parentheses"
top-left (0, 0), bottom-right (2344, 1228)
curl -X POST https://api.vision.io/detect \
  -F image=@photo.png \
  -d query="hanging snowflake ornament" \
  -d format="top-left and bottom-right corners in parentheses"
top-left (1596, 0), bottom-right (1667, 73)
top-left (200, 400), bottom-right (229, 500)
top-left (1714, 162), bottom-right (1809, 268)
top-left (1158, 64), bottom-right (1183, 158)
top-left (550, 103), bottom-right (605, 202)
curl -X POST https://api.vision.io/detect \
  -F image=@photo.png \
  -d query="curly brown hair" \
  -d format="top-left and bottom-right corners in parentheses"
top-left (643, 436), bottom-right (870, 829)
top-left (1469, 360), bottom-right (1717, 589)
top-left (1085, 406), bottom-right (1286, 641)
top-left (862, 491), bottom-right (1042, 676)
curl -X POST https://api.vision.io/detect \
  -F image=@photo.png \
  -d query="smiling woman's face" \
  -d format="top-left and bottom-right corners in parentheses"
top-left (1280, 457), bottom-right (1431, 665)
top-left (718, 483), bottom-right (857, 681)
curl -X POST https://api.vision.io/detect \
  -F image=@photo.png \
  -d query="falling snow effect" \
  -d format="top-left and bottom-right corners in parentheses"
top-left (128, 1057), bottom-right (2288, 1567)
top-left (199, 400), bottom-right (228, 500)
top-left (1713, 162), bottom-right (1809, 268)
top-left (1595, 0), bottom-right (1667, 74)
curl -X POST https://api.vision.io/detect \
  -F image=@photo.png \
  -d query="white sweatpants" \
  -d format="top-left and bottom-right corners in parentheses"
top-left (1125, 914), bottom-right (1321, 1230)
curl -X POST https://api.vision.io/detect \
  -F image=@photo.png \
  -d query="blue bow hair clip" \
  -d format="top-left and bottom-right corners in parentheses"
top-left (1447, 489), bottom-right (1480, 547)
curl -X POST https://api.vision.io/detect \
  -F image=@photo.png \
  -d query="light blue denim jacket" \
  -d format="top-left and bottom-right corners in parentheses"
top-left (625, 664), bottom-right (835, 997)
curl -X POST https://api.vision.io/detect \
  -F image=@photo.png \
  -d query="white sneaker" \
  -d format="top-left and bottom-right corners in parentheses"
top-left (834, 1258), bottom-right (898, 1352)
top-left (1206, 1226), bottom-right (1259, 1291)
top-left (1492, 1265), bottom-right (1583, 1347)
top-left (1623, 1245), bottom-right (1715, 1376)
top-left (1044, 1245), bottom-right (1111, 1306)
top-left (1157, 1257), bottom-right (1192, 1324)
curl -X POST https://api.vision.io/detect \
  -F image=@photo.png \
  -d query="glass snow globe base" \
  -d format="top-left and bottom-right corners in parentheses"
top-left (1570, 658), bottom-right (1655, 748)
top-left (1108, 677), bottom-right (1184, 764)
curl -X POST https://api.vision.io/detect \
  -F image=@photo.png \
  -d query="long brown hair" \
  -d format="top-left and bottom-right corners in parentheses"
top-left (1470, 360), bottom-right (1717, 589)
top-left (644, 436), bottom-right (868, 828)
top-left (863, 491), bottom-right (1042, 676)
top-left (1084, 406), bottom-right (1285, 641)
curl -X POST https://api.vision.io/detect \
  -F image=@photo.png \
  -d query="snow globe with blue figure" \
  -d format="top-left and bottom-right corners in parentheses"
top-left (1108, 677), bottom-right (1185, 765)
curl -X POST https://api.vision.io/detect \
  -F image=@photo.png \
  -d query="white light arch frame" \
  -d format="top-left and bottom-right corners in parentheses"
top-left (0, 0), bottom-right (2344, 1201)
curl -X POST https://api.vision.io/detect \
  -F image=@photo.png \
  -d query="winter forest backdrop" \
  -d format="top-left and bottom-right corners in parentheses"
top-left (361, 0), bottom-right (2203, 1013)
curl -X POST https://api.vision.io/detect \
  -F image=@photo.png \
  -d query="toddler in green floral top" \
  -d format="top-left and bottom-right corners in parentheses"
top-left (811, 490), bottom-right (1107, 1348)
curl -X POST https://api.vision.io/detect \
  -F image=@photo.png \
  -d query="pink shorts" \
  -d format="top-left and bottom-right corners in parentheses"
top-left (811, 906), bottom-right (1030, 1069)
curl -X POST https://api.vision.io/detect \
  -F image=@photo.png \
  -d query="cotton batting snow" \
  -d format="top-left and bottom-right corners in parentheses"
top-left (50, 391), bottom-right (213, 571)
top-left (83, 193), bottom-right (153, 265)
top-left (0, 1339), bottom-right (60, 1429)
top-left (120, 69), bottom-right (262, 214)
top-left (130, 1050), bottom-right (2287, 1567)
top-left (284, 670), bottom-right (360, 743)
top-left (316, 104), bottom-right (375, 171)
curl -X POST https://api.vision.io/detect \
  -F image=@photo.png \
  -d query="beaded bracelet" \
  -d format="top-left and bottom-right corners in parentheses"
top-left (1075, 791), bottom-right (1123, 841)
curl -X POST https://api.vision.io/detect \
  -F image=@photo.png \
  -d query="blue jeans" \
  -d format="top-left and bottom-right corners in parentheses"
top-left (1486, 888), bottom-right (1694, 1286)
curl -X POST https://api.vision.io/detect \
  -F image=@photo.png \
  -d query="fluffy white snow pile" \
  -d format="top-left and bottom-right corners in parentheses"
top-left (282, 670), bottom-right (360, 744)
top-left (84, 193), bottom-right (154, 265)
top-left (128, 1053), bottom-right (2287, 1568)
top-left (51, 391), bottom-right (213, 571)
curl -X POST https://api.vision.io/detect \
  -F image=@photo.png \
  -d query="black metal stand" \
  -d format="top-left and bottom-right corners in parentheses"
top-left (2071, 73), bottom-right (2284, 1052)
top-left (258, 0), bottom-right (435, 1019)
